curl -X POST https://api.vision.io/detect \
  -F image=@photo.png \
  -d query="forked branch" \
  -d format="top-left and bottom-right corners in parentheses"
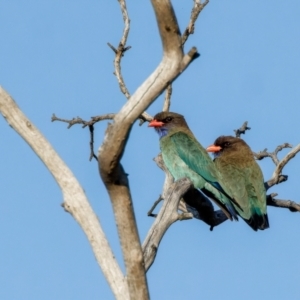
top-left (51, 113), bottom-right (115, 128)
top-left (234, 121), bottom-right (251, 138)
top-left (265, 144), bottom-right (300, 189)
top-left (108, 0), bottom-right (152, 123)
top-left (52, 113), bottom-right (115, 161)
top-left (109, 0), bottom-right (131, 100)
top-left (182, 0), bottom-right (210, 45)
top-left (254, 143), bottom-right (292, 165)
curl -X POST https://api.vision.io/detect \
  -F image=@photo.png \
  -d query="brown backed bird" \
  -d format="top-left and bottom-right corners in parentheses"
top-left (207, 136), bottom-right (269, 231)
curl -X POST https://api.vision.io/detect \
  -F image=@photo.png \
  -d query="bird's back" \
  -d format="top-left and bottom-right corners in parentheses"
top-left (214, 142), bottom-right (269, 230)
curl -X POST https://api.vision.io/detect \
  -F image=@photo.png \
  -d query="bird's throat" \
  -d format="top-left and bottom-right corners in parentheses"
top-left (156, 127), bottom-right (169, 139)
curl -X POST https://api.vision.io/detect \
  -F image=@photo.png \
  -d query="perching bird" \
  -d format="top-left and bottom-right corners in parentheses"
top-left (148, 112), bottom-right (238, 221)
top-left (206, 136), bottom-right (269, 231)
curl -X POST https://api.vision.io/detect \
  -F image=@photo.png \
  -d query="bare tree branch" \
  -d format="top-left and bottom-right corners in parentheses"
top-left (0, 86), bottom-right (130, 300)
top-left (182, 0), bottom-right (210, 45)
top-left (147, 195), bottom-right (163, 217)
top-left (51, 113), bottom-right (115, 128)
top-left (143, 178), bottom-right (193, 271)
top-left (110, 0), bottom-right (131, 100)
top-left (51, 113), bottom-right (116, 161)
top-left (108, 0), bottom-right (152, 124)
top-left (146, 0), bottom-right (209, 120)
top-left (4, 1), bottom-right (210, 297)
top-left (254, 143), bottom-right (292, 165)
top-left (234, 121), bottom-right (251, 138)
top-left (265, 144), bottom-right (300, 189)
top-left (252, 139), bottom-right (300, 190)
top-left (88, 125), bottom-right (98, 161)
top-left (154, 1), bottom-right (209, 117)
top-left (267, 194), bottom-right (300, 212)
top-left (162, 84), bottom-right (172, 112)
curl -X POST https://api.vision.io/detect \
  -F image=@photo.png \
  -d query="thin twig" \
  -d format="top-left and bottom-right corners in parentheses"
top-left (88, 125), bottom-right (98, 161)
top-left (138, 113), bottom-right (153, 126)
top-left (111, 0), bottom-right (131, 100)
top-left (234, 121), bottom-right (251, 138)
top-left (253, 142), bottom-right (299, 190)
top-left (147, 195), bottom-right (163, 217)
top-left (162, 84), bottom-right (172, 112)
top-left (265, 144), bottom-right (300, 189)
top-left (51, 113), bottom-right (115, 128)
top-left (182, 0), bottom-right (209, 45)
top-left (254, 143), bottom-right (292, 165)
top-left (108, 0), bottom-right (152, 125)
top-left (51, 113), bottom-right (115, 161)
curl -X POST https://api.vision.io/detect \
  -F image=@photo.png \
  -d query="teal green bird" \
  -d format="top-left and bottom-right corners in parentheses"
top-left (207, 136), bottom-right (269, 231)
top-left (149, 112), bottom-right (238, 221)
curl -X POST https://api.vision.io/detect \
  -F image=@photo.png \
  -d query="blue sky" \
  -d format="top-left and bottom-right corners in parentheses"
top-left (1, 1), bottom-right (300, 299)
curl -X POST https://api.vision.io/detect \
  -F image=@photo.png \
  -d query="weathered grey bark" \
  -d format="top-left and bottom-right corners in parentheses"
top-left (0, 87), bottom-right (130, 300)
top-left (265, 144), bottom-right (300, 188)
top-left (143, 177), bottom-right (193, 271)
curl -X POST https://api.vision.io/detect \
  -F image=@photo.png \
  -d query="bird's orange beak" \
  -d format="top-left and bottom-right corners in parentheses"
top-left (148, 119), bottom-right (164, 127)
top-left (206, 144), bottom-right (222, 153)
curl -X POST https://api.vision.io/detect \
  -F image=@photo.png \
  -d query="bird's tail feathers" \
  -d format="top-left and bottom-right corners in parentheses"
top-left (225, 203), bottom-right (239, 221)
top-left (201, 188), bottom-right (238, 221)
top-left (245, 212), bottom-right (269, 231)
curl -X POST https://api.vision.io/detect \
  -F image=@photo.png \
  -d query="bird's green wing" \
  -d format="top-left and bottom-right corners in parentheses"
top-left (169, 131), bottom-right (238, 219)
top-left (215, 159), bottom-right (268, 228)
top-left (170, 132), bottom-right (219, 183)
top-left (246, 162), bottom-right (267, 214)
top-left (214, 161), bottom-right (250, 216)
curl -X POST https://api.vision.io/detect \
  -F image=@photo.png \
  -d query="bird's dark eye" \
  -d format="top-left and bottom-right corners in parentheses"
top-left (224, 142), bottom-right (230, 147)
top-left (165, 117), bottom-right (173, 123)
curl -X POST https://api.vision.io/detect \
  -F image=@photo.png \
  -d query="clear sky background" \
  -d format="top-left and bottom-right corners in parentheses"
top-left (1, 1), bottom-right (300, 299)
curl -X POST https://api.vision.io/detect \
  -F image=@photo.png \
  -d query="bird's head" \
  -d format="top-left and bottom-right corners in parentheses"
top-left (206, 136), bottom-right (251, 157)
top-left (148, 112), bottom-right (189, 138)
